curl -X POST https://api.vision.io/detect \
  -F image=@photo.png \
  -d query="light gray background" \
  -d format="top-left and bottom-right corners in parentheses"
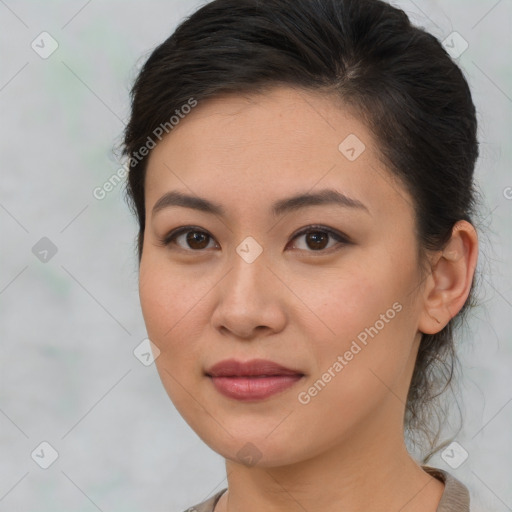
top-left (0, 0), bottom-right (511, 510)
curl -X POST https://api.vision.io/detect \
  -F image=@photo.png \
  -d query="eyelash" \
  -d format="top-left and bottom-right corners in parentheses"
top-left (158, 225), bottom-right (351, 255)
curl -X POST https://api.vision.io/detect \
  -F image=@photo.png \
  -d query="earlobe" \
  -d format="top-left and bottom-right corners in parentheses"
top-left (418, 220), bottom-right (478, 335)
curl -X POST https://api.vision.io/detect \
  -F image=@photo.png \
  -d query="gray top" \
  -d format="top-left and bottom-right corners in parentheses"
top-left (182, 465), bottom-right (470, 512)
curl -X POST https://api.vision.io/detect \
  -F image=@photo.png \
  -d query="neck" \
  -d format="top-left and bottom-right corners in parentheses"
top-left (218, 406), bottom-right (444, 512)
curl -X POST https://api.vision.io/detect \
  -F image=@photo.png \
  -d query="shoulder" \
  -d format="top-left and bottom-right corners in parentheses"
top-left (181, 488), bottom-right (227, 512)
top-left (421, 465), bottom-right (471, 512)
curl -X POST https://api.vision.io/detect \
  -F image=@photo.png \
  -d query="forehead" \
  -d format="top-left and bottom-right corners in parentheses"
top-left (144, 86), bottom-right (411, 222)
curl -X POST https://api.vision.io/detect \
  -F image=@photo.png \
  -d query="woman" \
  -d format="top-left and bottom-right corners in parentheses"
top-left (122, 0), bottom-right (480, 510)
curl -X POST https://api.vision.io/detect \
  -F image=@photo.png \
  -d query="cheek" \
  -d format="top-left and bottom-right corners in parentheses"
top-left (293, 257), bottom-right (417, 399)
top-left (289, 259), bottom-right (401, 344)
top-left (292, 304), bottom-right (414, 450)
top-left (138, 258), bottom-right (205, 361)
top-left (139, 260), bottom-right (209, 418)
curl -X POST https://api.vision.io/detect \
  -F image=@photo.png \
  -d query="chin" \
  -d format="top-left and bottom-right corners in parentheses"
top-left (196, 428), bottom-right (310, 468)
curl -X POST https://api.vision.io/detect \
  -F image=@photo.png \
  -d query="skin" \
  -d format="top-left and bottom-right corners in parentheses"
top-left (138, 86), bottom-right (478, 512)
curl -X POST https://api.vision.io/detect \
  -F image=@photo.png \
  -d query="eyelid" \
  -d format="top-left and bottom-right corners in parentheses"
top-left (158, 225), bottom-right (218, 250)
top-left (287, 225), bottom-right (351, 252)
top-left (289, 224), bottom-right (350, 243)
top-left (158, 224), bottom-right (351, 252)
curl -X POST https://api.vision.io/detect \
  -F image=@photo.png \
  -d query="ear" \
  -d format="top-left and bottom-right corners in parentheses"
top-left (417, 220), bottom-right (479, 335)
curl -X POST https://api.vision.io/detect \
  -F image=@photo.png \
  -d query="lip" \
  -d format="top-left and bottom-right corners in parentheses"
top-left (205, 358), bottom-right (305, 401)
top-left (206, 358), bottom-right (303, 377)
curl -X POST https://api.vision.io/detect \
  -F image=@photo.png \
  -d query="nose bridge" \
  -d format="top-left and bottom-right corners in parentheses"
top-left (211, 238), bottom-right (286, 338)
top-left (226, 238), bottom-right (268, 302)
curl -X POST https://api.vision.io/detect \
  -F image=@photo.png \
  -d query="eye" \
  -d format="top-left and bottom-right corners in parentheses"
top-left (288, 225), bottom-right (350, 253)
top-left (159, 226), bottom-right (217, 251)
top-left (158, 225), bottom-right (350, 253)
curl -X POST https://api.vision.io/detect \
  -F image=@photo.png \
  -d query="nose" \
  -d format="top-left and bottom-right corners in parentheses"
top-left (210, 252), bottom-right (287, 340)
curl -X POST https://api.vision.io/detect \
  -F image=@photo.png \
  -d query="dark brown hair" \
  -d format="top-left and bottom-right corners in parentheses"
top-left (122, 0), bottom-right (481, 462)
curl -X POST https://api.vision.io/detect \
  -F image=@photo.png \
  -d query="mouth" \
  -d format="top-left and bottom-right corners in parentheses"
top-left (205, 358), bottom-right (305, 401)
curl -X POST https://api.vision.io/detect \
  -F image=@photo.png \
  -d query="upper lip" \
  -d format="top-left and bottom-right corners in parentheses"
top-left (205, 358), bottom-right (304, 377)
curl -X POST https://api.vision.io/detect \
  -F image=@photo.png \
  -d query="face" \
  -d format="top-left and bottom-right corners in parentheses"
top-left (139, 86), bottom-right (427, 467)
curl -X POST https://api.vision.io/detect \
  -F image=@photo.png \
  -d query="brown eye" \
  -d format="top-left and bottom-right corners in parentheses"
top-left (304, 231), bottom-right (329, 250)
top-left (184, 231), bottom-right (210, 250)
top-left (161, 227), bottom-right (217, 251)
top-left (289, 226), bottom-right (350, 253)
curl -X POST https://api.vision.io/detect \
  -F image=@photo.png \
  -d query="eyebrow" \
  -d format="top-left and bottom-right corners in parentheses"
top-left (151, 189), bottom-right (370, 218)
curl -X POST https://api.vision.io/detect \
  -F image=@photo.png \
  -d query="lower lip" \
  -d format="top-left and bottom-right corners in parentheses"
top-left (208, 375), bottom-right (303, 401)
